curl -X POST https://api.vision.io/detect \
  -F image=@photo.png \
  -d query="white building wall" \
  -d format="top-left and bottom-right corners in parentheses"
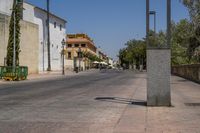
top-left (0, 0), bottom-right (34, 22)
top-left (49, 16), bottom-right (66, 71)
top-left (23, 2), bottom-right (34, 22)
top-left (0, 0), bottom-right (13, 15)
top-left (33, 10), bottom-right (47, 72)
top-left (33, 8), bottom-right (66, 72)
top-left (0, 0), bottom-right (66, 72)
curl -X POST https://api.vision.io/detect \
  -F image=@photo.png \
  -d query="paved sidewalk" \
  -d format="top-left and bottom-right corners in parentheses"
top-left (28, 70), bottom-right (76, 80)
top-left (114, 74), bottom-right (200, 133)
top-left (0, 69), bottom-right (99, 83)
top-left (0, 71), bottom-right (199, 133)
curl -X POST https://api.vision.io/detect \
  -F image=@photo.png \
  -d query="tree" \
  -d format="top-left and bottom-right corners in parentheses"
top-left (6, 0), bottom-right (22, 66)
top-left (119, 1), bottom-right (200, 66)
top-left (83, 51), bottom-right (102, 62)
top-left (182, 0), bottom-right (200, 30)
top-left (171, 19), bottom-right (191, 64)
top-left (172, 19), bottom-right (192, 47)
top-left (182, 0), bottom-right (200, 62)
top-left (118, 39), bottom-right (146, 69)
top-left (146, 30), bottom-right (166, 48)
top-left (118, 48), bottom-right (129, 67)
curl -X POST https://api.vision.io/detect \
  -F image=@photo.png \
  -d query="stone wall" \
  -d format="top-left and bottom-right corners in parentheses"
top-left (0, 13), bottom-right (39, 74)
top-left (172, 64), bottom-right (200, 83)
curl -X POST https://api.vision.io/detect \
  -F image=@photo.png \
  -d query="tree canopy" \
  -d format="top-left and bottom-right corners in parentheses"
top-left (119, 1), bottom-right (200, 67)
top-left (118, 39), bottom-right (146, 68)
top-left (182, 0), bottom-right (200, 62)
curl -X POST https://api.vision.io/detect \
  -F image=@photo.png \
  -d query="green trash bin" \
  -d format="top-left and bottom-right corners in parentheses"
top-left (17, 66), bottom-right (28, 80)
top-left (1, 66), bottom-right (28, 81)
top-left (2, 66), bottom-right (16, 80)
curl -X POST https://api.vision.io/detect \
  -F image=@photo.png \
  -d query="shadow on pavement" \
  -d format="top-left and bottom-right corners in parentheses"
top-left (95, 97), bottom-right (147, 106)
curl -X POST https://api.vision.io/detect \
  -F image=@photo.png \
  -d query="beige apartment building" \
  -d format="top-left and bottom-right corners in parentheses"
top-left (65, 34), bottom-right (97, 70)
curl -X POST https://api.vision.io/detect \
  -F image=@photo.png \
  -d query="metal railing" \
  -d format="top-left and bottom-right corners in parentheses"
top-left (172, 64), bottom-right (200, 83)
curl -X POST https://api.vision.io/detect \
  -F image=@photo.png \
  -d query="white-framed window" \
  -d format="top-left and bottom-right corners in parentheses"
top-left (60, 24), bottom-right (62, 31)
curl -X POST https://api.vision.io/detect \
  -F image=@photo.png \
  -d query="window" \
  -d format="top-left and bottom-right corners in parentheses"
top-left (60, 24), bottom-right (62, 31)
top-left (68, 52), bottom-right (71, 59)
top-left (75, 44), bottom-right (79, 47)
top-left (68, 44), bottom-right (72, 47)
top-left (54, 22), bottom-right (56, 28)
top-left (68, 35), bottom-right (76, 39)
top-left (81, 44), bottom-right (86, 47)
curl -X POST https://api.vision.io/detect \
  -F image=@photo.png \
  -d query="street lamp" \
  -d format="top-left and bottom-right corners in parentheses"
top-left (4, 57), bottom-right (7, 66)
top-left (78, 47), bottom-right (82, 72)
top-left (61, 39), bottom-right (65, 75)
top-left (13, 5), bottom-right (16, 70)
top-left (149, 11), bottom-right (156, 34)
top-left (147, 0), bottom-right (170, 48)
top-left (47, 0), bottom-right (51, 71)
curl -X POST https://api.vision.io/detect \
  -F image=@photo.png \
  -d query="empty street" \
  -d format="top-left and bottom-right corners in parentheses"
top-left (0, 70), bottom-right (199, 133)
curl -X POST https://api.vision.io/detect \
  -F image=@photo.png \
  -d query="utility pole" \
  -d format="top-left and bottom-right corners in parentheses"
top-left (167, 0), bottom-right (171, 48)
top-left (47, 0), bottom-right (51, 71)
top-left (146, 0), bottom-right (150, 48)
top-left (149, 11), bottom-right (156, 35)
top-left (13, 7), bottom-right (16, 69)
top-left (61, 39), bottom-right (65, 75)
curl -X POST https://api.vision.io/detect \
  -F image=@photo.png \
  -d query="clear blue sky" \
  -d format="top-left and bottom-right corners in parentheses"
top-left (26, 0), bottom-right (189, 60)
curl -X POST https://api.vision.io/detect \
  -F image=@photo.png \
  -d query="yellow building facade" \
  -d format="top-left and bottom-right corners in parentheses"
top-left (65, 34), bottom-right (97, 70)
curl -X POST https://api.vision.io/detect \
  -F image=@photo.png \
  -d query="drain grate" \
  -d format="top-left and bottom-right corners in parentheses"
top-left (185, 103), bottom-right (200, 107)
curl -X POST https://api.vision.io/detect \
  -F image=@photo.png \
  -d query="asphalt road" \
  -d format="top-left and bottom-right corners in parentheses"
top-left (0, 69), bottom-right (140, 133)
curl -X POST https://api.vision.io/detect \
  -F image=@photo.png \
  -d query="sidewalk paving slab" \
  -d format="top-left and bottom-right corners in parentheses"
top-left (114, 74), bottom-right (200, 133)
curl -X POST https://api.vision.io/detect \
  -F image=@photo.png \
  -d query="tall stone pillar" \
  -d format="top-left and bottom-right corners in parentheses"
top-left (146, 0), bottom-right (171, 106)
top-left (147, 49), bottom-right (171, 106)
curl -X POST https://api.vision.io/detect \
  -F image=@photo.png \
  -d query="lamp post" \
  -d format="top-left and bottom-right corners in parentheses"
top-left (78, 47), bottom-right (81, 72)
top-left (4, 57), bottom-right (7, 66)
top-left (167, 0), bottom-right (171, 48)
top-left (47, 0), bottom-right (51, 71)
top-left (149, 11), bottom-right (156, 35)
top-left (61, 39), bottom-right (65, 75)
top-left (13, 9), bottom-right (16, 69)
